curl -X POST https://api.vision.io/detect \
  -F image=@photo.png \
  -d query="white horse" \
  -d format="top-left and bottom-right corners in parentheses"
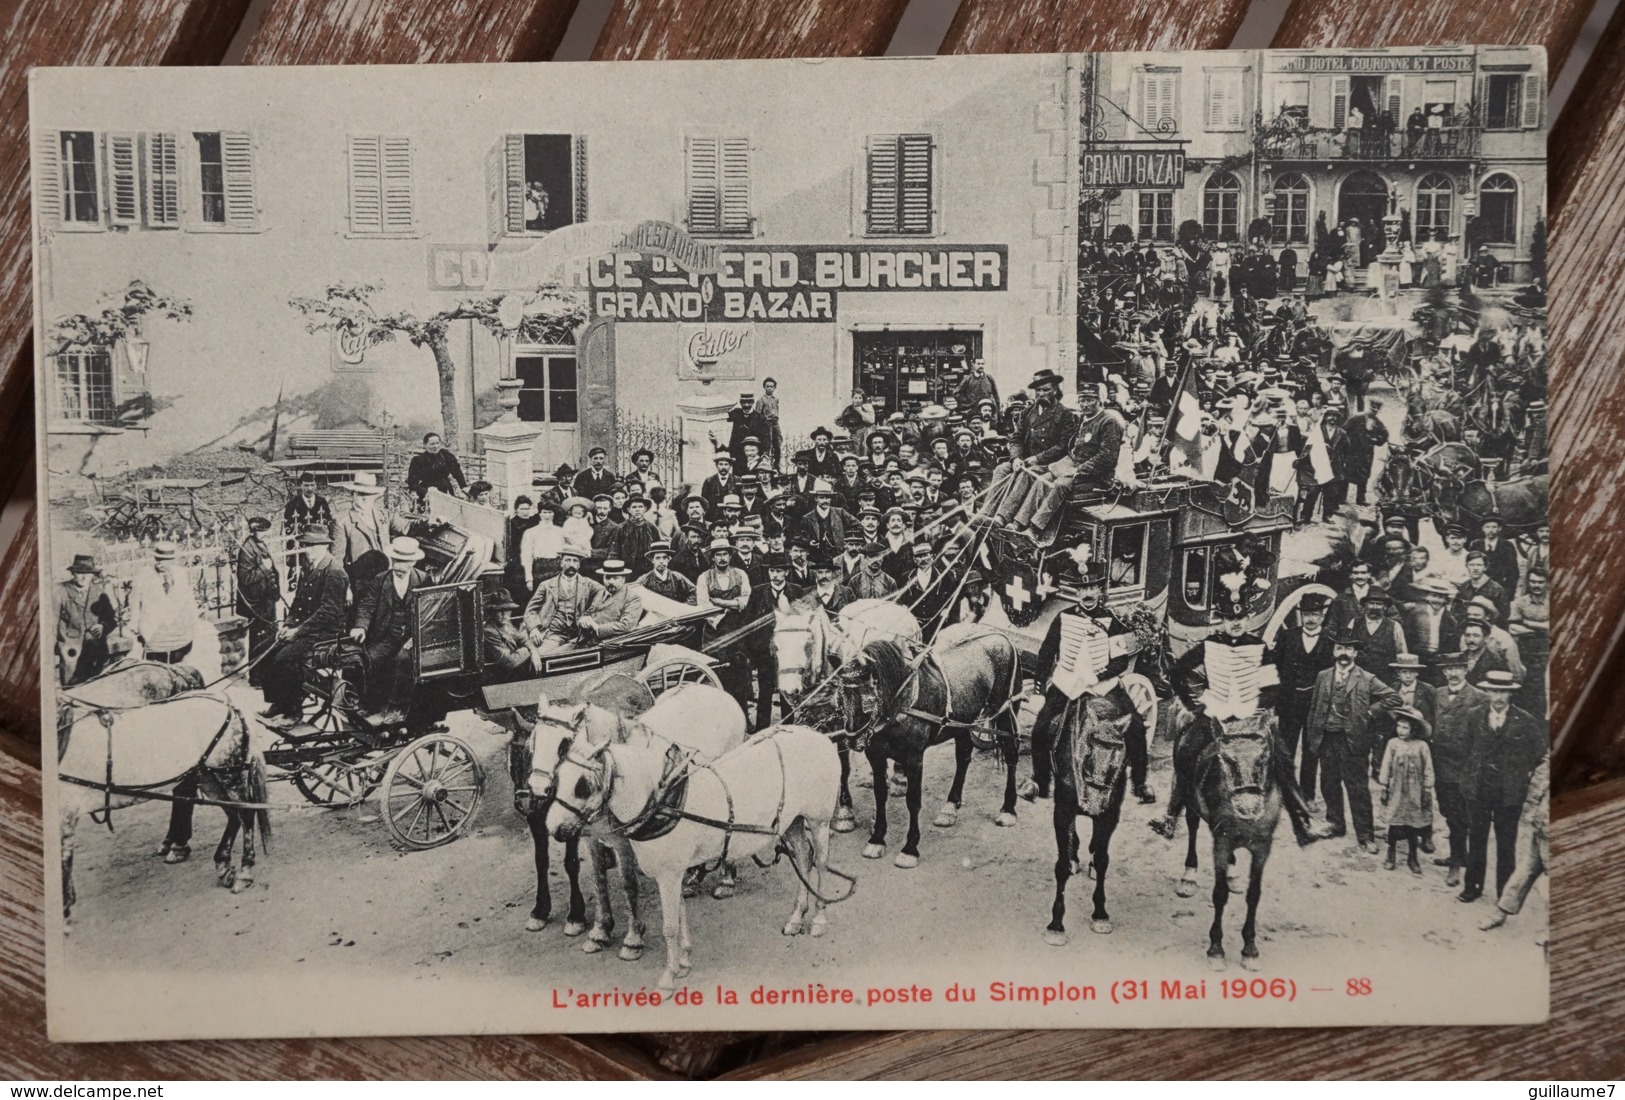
top-left (832, 598), bottom-right (922, 664)
top-left (527, 682), bottom-right (746, 958)
top-left (547, 723), bottom-right (841, 991)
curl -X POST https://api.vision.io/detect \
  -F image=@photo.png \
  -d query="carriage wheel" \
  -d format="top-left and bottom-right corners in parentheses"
top-left (379, 733), bottom-right (486, 850)
top-left (642, 655), bottom-right (722, 695)
top-left (291, 758), bottom-right (378, 807)
top-left (303, 676), bottom-right (360, 736)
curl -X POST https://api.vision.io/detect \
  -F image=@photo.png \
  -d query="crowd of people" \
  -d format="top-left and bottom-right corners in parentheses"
top-left (53, 234), bottom-right (1549, 941)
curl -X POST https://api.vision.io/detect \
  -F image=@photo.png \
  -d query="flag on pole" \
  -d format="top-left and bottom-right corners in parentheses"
top-left (1160, 359), bottom-right (1208, 479)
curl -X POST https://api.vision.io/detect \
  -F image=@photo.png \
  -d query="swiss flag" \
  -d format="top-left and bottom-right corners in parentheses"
top-left (1162, 359), bottom-right (1209, 480)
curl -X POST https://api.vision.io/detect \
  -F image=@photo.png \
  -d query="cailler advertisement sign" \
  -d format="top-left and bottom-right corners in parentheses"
top-left (429, 243), bottom-right (1009, 323)
top-left (678, 323), bottom-right (754, 380)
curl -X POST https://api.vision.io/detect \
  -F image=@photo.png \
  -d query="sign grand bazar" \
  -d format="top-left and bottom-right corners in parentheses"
top-left (428, 240), bottom-right (1009, 323)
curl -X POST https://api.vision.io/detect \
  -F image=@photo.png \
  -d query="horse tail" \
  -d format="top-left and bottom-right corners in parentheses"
top-left (245, 749), bottom-right (272, 855)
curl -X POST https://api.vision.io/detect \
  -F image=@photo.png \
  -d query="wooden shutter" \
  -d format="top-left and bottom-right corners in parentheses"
top-left (573, 135), bottom-right (589, 223)
top-left (1477, 75), bottom-right (1493, 126)
top-left (34, 129), bottom-right (61, 229)
top-left (347, 135), bottom-right (382, 234)
top-left (866, 134), bottom-right (899, 235)
top-left (380, 135), bottom-right (414, 234)
top-left (143, 132), bottom-right (180, 227)
top-left (719, 136), bottom-right (751, 234)
top-left (686, 136), bottom-right (721, 235)
top-left (1521, 73), bottom-right (1543, 129)
top-left (1142, 73), bottom-right (1176, 130)
top-left (219, 130), bottom-right (257, 229)
top-left (898, 134), bottom-right (933, 234)
top-left (106, 133), bottom-right (139, 226)
top-left (1206, 72), bottom-right (1241, 130)
top-left (1385, 76), bottom-right (1402, 127)
top-left (503, 134), bottom-right (525, 233)
top-left (1332, 77), bottom-right (1349, 130)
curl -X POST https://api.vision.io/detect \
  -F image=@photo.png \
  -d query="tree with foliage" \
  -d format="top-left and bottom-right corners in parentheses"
top-left (288, 282), bottom-right (587, 443)
top-left (51, 280), bottom-right (193, 425)
top-left (1530, 216), bottom-right (1547, 284)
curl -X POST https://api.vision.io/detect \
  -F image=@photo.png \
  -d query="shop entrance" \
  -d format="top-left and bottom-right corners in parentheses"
top-left (851, 329), bottom-right (983, 418)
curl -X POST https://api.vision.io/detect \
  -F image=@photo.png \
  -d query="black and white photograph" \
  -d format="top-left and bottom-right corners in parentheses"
top-left (31, 47), bottom-right (1549, 1040)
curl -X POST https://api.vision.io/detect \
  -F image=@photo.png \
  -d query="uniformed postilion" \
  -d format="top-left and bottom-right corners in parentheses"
top-left (31, 48), bottom-right (1551, 1040)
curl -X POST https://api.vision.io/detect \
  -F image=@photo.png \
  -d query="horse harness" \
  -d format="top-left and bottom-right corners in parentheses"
top-left (892, 636), bottom-right (1023, 749)
top-left (60, 694), bottom-right (245, 831)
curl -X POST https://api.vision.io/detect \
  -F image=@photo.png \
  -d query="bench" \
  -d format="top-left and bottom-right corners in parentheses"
top-left (272, 429), bottom-right (391, 482)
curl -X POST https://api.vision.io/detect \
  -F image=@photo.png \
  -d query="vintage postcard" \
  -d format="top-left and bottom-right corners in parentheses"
top-left (33, 48), bottom-right (1550, 1040)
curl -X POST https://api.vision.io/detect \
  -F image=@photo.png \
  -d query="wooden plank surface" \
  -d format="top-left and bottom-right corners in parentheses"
top-left (240, 0), bottom-right (579, 64)
top-left (0, 508), bottom-right (39, 740)
top-left (1545, 1), bottom-right (1625, 778)
top-left (941, 0), bottom-right (1252, 53)
top-left (726, 778), bottom-right (1624, 1079)
top-left (592, 0), bottom-right (908, 60)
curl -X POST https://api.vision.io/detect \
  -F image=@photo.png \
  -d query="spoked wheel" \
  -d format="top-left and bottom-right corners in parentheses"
top-left (642, 655), bottom-right (722, 695)
top-left (303, 676), bottom-right (362, 737)
top-left (291, 756), bottom-right (379, 807)
top-left (379, 733), bottom-right (486, 850)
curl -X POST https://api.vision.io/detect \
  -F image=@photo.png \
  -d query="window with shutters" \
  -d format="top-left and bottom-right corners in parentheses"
top-left (347, 134), bottom-right (417, 237)
top-left (1137, 71), bottom-right (1180, 132)
top-left (487, 134), bottom-right (588, 240)
top-left (1485, 73), bottom-right (1542, 130)
top-left (1136, 192), bottom-right (1173, 241)
top-left (686, 135), bottom-right (754, 237)
top-left (1275, 79), bottom-right (1309, 123)
top-left (60, 131), bottom-right (101, 225)
top-left (184, 130), bottom-right (259, 231)
top-left (865, 133), bottom-right (936, 236)
top-left (1204, 70), bottom-right (1245, 132)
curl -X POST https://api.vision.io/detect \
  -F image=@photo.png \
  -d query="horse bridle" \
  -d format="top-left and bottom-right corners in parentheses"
top-left (529, 705), bottom-right (613, 825)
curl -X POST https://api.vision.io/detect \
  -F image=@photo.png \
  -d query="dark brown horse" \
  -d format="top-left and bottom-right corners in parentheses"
top-left (1172, 710), bottom-right (1286, 971)
top-left (838, 629), bottom-right (1021, 868)
top-left (1044, 682), bottom-right (1156, 946)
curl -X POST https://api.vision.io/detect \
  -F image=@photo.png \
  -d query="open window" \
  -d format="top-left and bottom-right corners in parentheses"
top-left (1182, 546), bottom-right (1210, 610)
top-left (413, 582), bottom-right (483, 680)
top-left (487, 133), bottom-right (588, 243)
top-left (1107, 522), bottom-right (1149, 597)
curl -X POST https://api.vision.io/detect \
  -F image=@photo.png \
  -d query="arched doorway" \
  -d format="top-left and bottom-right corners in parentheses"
top-left (1338, 170), bottom-right (1389, 230)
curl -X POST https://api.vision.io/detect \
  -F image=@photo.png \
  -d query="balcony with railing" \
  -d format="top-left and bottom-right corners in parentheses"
top-left (1255, 113), bottom-right (1481, 162)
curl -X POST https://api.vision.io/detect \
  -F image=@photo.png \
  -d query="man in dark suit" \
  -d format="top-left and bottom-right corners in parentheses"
top-left (895, 538), bottom-right (957, 640)
top-left (805, 426), bottom-right (843, 480)
top-left (808, 554), bottom-right (856, 616)
top-left (790, 481), bottom-right (853, 560)
top-left (260, 524), bottom-right (349, 729)
top-left (1350, 591), bottom-right (1409, 685)
top-left (1459, 670), bottom-right (1546, 904)
top-left (1271, 590), bottom-right (1338, 801)
top-left (571, 447), bottom-right (618, 501)
top-left (1431, 651), bottom-right (1489, 887)
top-left (55, 553), bottom-right (118, 687)
top-left (1342, 398), bottom-right (1388, 503)
top-left (1304, 625), bottom-right (1404, 852)
top-left (1401, 579), bottom-right (1463, 677)
top-left (1470, 517), bottom-right (1521, 601)
top-left (700, 451), bottom-right (740, 511)
top-left (1458, 620), bottom-right (1510, 695)
top-left (348, 537), bottom-right (430, 726)
top-left (1452, 551), bottom-right (1510, 626)
top-left (234, 518), bottom-right (282, 689)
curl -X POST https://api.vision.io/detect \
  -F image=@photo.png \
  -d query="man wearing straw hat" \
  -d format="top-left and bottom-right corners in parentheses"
top-left (55, 552), bottom-right (117, 686)
top-left (696, 535), bottom-right (755, 721)
top-left (332, 471), bottom-right (403, 585)
top-left (259, 523), bottom-right (349, 729)
top-left (577, 560), bottom-right (643, 645)
top-left (1458, 669), bottom-right (1546, 905)
top-left (523, 541), bottom-right (605, 654)
top-left (347, 537), bottom-right (430, 726)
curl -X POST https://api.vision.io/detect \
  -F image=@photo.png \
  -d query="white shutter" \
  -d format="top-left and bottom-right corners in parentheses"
top-left (1206, 72), bottom-right (1242, 131)
top-left (572, 135), bottom-right (589, 223)
top-left (686, 136), bottom-right (720, 235)
top-left (719, 136), bottom-right (752, 234)
top-left (380, 135), bottom-right (414, 234)
top-left (1521, 73), bottom-right (1543, 129)
top-left (1332, 76), bottom-right (1349, 130)
top-left (347, 135), bottom-right (382, 235)
top-left (866, 134), bottom-right (899, 235)
top-left (143, 132), bottom-right (180, 227)
top-left (1385, 76), bottom-right (1402, 127)
top-left (898, 133), bottom-right (933, 234)
top-left (503, 134), bottom-right (525, 233)
top-left (106, 133), bottom-right (139, 226)
top-left (34, 129), bottom-right (61, 229)
top-left (1142, 74), bottom-right (1177, 131)
top-left (1477, 75), bottom-right (1493, 126)
top-left (219, 130), bottom-right (257, 230)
